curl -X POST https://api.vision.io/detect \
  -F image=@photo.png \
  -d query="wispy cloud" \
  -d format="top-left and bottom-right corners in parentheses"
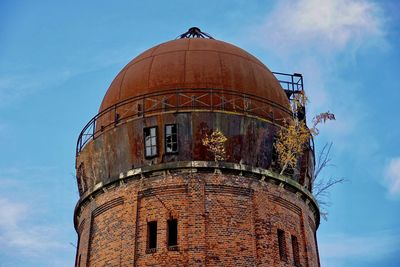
top-left (319, 230), bottom-right (400, 266)
top-left (0, 165), bottom-right (58, 187)
top-left (0, 197), bottom-right (67, 257)
top-left (0, 45), bottom-right (133, 109)
top-left (0, 165), bottom-right (75, 266)
top-left (0, 70), bottom-right (71, 108)
top-left (384, 157), bottom-right (400, 197)
top-left (246, 0), bottom-right (387, 143)
top-left (252, 0), bottom-right (385, 53)
top-left (0, 198), bottom-right (27, 229)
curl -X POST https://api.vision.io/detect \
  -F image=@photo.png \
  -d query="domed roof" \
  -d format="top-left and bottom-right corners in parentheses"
top-left (99, 37), bottom-right (290, 115)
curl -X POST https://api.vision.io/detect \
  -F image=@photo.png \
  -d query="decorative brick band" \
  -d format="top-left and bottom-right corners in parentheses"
top-left (74, 161), bottom-right (320, 231)
top-left (269, 195), bottom-right (302, 215)
top-left (205, 184), bottom-right (253, 197)
top-left (92, 197), bottom-right (124, 217)
top-left (138, 185), bottom-right (188, 198)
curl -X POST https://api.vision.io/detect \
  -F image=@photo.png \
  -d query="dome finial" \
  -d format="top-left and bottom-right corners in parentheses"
top-left (178, 27), bottom-right (214, 39)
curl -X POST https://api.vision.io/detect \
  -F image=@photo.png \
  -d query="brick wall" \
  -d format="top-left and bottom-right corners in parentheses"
top-left (75, 172), bottom-right (319, 267)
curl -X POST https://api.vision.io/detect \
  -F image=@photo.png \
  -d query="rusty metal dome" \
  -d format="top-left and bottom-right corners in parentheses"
top-left (99, 37), bottom-right (290, 117)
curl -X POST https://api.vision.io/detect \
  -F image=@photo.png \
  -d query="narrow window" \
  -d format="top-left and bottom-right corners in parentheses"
top-left (147, 221), bottom-right (157, 252)
top-left (292, 235), bottom-right (300, 266)
top-left (144, 127), bottom-right (158, 158)
top-left (167, 218), bottom-right (178, 250)
top-left (165, 124), bottom-right (178, 154)
top-left (277, 229), bottom-right (287, 261)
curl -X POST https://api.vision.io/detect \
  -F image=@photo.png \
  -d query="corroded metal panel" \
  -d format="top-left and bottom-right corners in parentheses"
top-left (78, 88), bottom-right (292, 153)
top-left (99, 38), bottom-right (289, 113)
top-left (75, 38), bottom-right (313, 198)
top-left (74, 33), bottom-right (320, 267)
top-left (76, 112), bottom-right (292, 195)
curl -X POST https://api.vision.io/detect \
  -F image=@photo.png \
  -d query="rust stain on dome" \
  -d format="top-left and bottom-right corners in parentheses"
top-left (99, 38), bottom-right (290, 114)
top-left (74, 33), bottom-right (320, 267)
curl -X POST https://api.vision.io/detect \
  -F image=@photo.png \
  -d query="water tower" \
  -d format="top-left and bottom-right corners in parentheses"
top-left (74, 28), bottom-right (320, 267)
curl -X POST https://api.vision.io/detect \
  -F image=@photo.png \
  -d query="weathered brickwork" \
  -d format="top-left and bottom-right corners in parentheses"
top-left (74, 35), bottom-right (321, 267)
top-left (74, 172), bottom-right (319, 267)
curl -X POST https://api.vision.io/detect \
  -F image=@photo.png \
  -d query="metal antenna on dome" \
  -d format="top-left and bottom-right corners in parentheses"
top-left (178, 27), bottom-right (214, 39)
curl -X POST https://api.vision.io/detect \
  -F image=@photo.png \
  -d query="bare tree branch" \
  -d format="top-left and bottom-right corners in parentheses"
top-left (312, 142), bottom-right (346, 220)
top-left (272, 91), bottom-right (341, 221)
top-left (312, 142), bottom-right (333, 183)
top-left (313, 176), bottom-right (345, 199)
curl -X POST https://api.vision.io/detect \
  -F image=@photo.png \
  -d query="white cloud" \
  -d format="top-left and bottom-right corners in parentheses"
top-left (384, 157), bottom-right (400, 197)
top-left (0, 197), bottom-right (67, 257)
top-left (319, 230), bottom-right (400, 266)
top-left (253, 0), bottom-right (384, 53)
top-left (0, 166), bottom-right (75, 266)
top-left (0, 198), bottom-right (27, 229)
top-left (245, 0), bottom-right (387, 148)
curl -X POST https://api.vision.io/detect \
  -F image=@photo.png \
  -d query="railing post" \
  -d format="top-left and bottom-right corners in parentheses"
top-left (137, 102), bottom-right (141, 117)
top-left (142, 97), bottom-right (145, 118)
top-left (114, 105), bottom-right (117, 124)
top-left (300, 76), bottom-right (304, 91)
top-left (176, 90), bottom-right (179, 112)
top-left (291, 74), bottom-right (294, 92)
top-left (92, 119), bottom-right (96, 139)
top-left (80, 134), bottom-right (83, 152)
top-left (210, 89), bottom-right (213, 111)
top-left (243, 95), bottom-right (247, 114)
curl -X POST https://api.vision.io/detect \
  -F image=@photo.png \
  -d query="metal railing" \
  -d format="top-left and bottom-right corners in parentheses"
top-left (273, 72), bottom-right (304, 102)
top-left (76, 73), bottom-right (305, 155)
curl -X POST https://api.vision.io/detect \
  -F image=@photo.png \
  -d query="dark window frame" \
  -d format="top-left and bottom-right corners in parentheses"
top-left (167, 218), bottom-right (178, 250)
top-left (144, 126), bottom-right (158, 159)
top-left (277, 229), bottom-right (287, 262)
top-left (291, 235), bottom-right (301, 266)
top-left (164, 124), bottom-right (178, 154)
top-left (147, 221), bottom-right (157, 253)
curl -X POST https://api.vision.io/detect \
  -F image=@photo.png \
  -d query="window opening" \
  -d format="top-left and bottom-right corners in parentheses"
top-left (165, 124), bottom-right (178, 154)
top-left (167, 218), bottom-right (178, 249)
top-left (292, 235), bottom-right (300, 266)
top-left (147, 221), bottom-right (157, 252)
top-left (277, 229), bottom-right (287, 261)
top-left (144, 127), bottom-right (157, 158)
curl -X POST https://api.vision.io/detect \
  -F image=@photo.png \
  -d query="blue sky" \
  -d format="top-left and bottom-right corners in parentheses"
top-left (0, 1), bottom-right (399, 266)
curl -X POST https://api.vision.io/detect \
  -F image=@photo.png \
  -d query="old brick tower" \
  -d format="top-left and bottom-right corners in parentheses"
top-left (74, 28), bottom-right (321, 267)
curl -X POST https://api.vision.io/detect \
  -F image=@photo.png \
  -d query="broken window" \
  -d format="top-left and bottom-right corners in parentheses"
top-left (144, 127), bottom-right (158, 158)
top-left (165, 124), bottom-right (178, 154)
